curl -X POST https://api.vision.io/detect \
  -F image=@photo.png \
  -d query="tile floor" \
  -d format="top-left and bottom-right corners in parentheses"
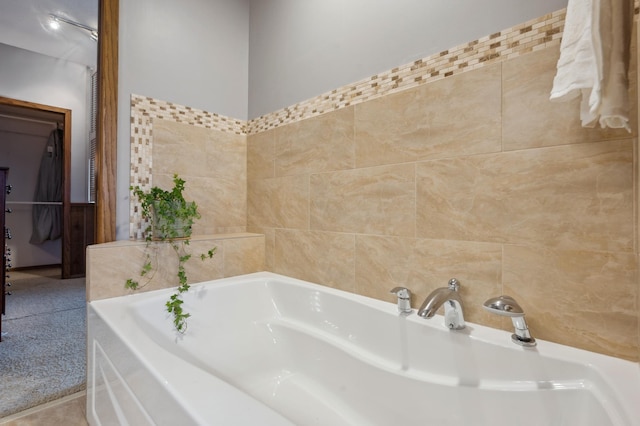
top-left (0, 393), bottom-right (87, 426)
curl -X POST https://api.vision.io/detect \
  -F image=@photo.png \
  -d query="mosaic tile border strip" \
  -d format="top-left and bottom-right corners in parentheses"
top-left (246, 9), bottom-right (569, 134)
top-left (246, 5), bottom-right (639, 134)
top-left (129, 94), bottom-right (246, 238)
top-left (130, 94), bottom-right (246, 135)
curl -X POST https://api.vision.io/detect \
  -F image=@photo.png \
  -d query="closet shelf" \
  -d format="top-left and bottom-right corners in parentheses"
top-left (6, 201), bottom-right (63, 205)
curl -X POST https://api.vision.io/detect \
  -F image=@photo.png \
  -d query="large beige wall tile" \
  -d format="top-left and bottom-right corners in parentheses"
top-left (87, 241), bottom-right (149, 301)
top-left (87, 240), bottom-right (223, 300)
top-left (355, 235), bottom-right (503, 327)
top-left (87, 234), bottom-right (265, 300)
top-left (354, 64), bottom-right (502, 168)
top-left (176, 236), bottom-right (265, 284)
top-left (179, 239), bottom-right (225, 283)
top-left (222, 235), bottom-right (266, 277)
top-left (153, 119), bottom-right (246, 180)
top-left (310, 164), bottom-right (416, 236)
top-left (274, 229), bottom-right (356, 293)
top-left (502, 46), bottom-right (637, 151)
top-left (153, 119), bottom-right (214, 177)
top-left (276, 107), bottom-right (355, 176)
top-left (247, 129), bottom-right (276, 180)
top-left (503, 245), bottom-right (638, 361)
top-left (247, 175), bottom-right (309, 229)
top-left (152, 119), bottom-right (247, 234)
top-left (248, 226), bottom-right (275, 271)
top-left (416, 140), bottom-right (634, 252)
top-left (153, 173), bottom-right (246, 235)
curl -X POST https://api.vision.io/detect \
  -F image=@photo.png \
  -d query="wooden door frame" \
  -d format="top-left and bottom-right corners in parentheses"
top-left (0, 96), bottom-right (71, 277)
top-left (96, 0), bottom-right (118, 243)
top-left (0, 0), bottom-right (119, 278)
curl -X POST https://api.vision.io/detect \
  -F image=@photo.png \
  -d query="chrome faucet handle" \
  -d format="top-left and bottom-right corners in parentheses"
top-left (447, 278), bottom-right (459, 291)
top-left (390, 287), bottom-right (412, 314)
top-left (445, 278), bottom-right (464, 330)
top-left (483, 295), bottom-right (536, 347)
top-left (483, 295), bottom-right (523, 316)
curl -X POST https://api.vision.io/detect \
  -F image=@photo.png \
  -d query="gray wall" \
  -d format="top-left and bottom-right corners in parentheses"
top-left (116, 0), bottom-right (250, 239)
top-left (0, 43), bottom-right (91, 203)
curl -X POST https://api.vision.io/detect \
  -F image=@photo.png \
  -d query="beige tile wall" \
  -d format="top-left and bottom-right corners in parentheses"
top-left (129, 97), bottom-right (246, 238)
top-left (124, 9), bottom-right (640, 361)
top-left (86, 233), bottom-right (265, 301)
top-left (151, 119), bottom-right (247, 236)
top-left (247, 41), bottom-right (639, 361)
top-left (90, 118), bottom-right (257, 301)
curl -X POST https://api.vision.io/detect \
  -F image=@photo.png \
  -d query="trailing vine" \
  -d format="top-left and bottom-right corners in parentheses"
top-left (164, 242), bottom-right (216, 332)
top-left (125, 174), bottom-right (216, 333)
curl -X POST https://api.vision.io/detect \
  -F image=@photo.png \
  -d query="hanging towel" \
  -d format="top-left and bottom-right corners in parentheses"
top-left (30, 128), bottom-right (63, 244)
top-left (549, 0), bottom-right (633, 131)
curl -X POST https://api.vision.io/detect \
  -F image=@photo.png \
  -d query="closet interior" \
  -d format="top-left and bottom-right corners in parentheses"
top-left (0, 100), bottom-right (94, 281)
top-left (0, 105), bottom-right (65, 272)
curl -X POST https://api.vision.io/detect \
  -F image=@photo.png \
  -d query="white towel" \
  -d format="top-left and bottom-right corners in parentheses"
top-left (550, 0), bottom-right (632, 132)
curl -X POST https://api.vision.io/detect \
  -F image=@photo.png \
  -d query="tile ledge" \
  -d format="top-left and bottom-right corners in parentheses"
top-left (88, 233), bottom-right (264, 249)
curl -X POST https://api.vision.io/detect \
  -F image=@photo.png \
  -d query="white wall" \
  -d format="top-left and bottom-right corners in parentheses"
top-left (248, 0), bottom-right (568, 118)
top-left (0, 43), bottom-right (91, 203)
top-left (116, 0), bottom-right (250, 239)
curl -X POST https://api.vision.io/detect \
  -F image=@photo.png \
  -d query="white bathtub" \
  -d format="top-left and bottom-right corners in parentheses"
top-left (87, 272), bottom-right (640, 425)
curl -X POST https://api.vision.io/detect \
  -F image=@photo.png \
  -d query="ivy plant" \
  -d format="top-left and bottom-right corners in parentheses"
top-left (126, 174), bottom-right (216, 333)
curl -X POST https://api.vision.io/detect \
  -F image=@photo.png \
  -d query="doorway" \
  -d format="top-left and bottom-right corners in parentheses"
top-left (0, 96), bottom-right (72, 278)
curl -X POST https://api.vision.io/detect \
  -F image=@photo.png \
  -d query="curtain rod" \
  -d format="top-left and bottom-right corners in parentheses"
top-left (0, 113), bottom-right (61, 126)
top-left (6, 201), bottom-right (63, 206)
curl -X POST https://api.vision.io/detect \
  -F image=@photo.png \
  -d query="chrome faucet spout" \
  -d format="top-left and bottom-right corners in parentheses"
top-left (418, 288), bottom-right (456, 318)
top-left (418, 278), bottom-right (465, 330)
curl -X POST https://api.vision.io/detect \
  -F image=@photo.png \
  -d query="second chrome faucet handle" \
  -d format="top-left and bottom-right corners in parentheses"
top-left (390, 287), bottom-right (412, 314)
top-left (483, 295), bottom-right (536, 347)
top-left (447, 278), bottom-right (459, 291)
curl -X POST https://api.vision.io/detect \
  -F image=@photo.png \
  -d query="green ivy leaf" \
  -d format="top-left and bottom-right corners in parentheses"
top-left (125, 279), bottom-right (139, 290)
top-left (126, 174), bottom-right (220, 333)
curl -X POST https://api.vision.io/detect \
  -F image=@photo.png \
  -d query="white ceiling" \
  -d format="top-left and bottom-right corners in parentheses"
top-left (0, 0), bottom-right (98, 69)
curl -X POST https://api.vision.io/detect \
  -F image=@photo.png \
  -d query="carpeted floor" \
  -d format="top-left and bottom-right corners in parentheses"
top-left (0, 267), bottom-right (86, 418)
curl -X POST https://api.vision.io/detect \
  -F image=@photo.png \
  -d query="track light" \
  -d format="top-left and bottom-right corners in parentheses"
top-left (48, 18), bottom-right (61, 30)
top-left (48, 14), bottom-right (98, 41)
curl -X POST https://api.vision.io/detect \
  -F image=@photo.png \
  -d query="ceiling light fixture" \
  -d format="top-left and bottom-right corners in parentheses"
top-left (48, 18), bottom-right (61, 31)
top-left (48, 13), bottom-right (98, 41)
